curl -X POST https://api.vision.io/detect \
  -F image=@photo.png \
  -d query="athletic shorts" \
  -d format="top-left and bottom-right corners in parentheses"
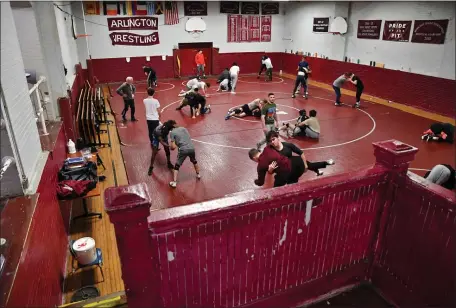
top-left (152, 134), bottom-right (168, 150)
top-left (176, 148), bottom-right (196, 166)
top-left (241, 104), bottom-right (253, 116)
top-left (147, 120), bottom-right (160, 144)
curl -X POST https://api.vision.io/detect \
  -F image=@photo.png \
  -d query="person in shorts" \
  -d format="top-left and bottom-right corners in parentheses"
top-left (148, 121), bottom-right (174, 175)
top-left (225, 98), bottom-right (264, 120)
top-left (168, 121), bottom-right (201, 188)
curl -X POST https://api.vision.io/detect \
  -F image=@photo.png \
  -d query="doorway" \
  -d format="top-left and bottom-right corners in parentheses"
top-left (177, 42), bottom-right (213, 77)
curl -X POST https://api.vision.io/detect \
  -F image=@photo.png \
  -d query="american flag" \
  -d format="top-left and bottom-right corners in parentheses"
top-left (164, 1), bottom-right (179, 25)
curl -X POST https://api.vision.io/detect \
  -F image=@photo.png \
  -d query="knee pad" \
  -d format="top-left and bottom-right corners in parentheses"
top-left (174, 164), bottom-right (181, 171)
top-left (190, 158), bottom-right (198, 165)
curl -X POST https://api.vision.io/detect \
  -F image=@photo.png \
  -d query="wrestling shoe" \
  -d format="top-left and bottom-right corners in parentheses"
top-left (326, 159), bottom-right (335, 165)
top-left (353, 103), bottom-right (360, 108)
top-left (292, 95), bottom-right (296, 98)
top-left (335, 102), bottom-right (342, 106)
top-left (421, 134), bottom-right (429, 140)
top-left (317, 170), bottom-right (324, 176)
top-left (147, 166), bottom-right (153, 176)
top-left (196, 173), bottom-right (201, 180)
top-left (303, 94), bottom-right (308, 99)
top-left (225, 114), bottom-right (231, 120)
top-left (169, 181), bottom-right (177, 188)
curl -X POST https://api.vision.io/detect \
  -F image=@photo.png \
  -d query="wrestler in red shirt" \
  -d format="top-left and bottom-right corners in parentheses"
top-left (248, 146), bottom-right (291, 187)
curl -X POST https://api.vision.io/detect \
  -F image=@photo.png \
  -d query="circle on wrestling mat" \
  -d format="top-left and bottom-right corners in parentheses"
top-left (237, 76), bottom-right (284, 84)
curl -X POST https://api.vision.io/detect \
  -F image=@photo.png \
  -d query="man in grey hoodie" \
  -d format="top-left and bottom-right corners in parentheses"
top-left (116, 76), bottom-right (137, 121)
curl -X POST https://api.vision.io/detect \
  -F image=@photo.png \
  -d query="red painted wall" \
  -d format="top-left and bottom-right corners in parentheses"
top-left (282, 54), bottom-right (456, 118)
top-left (91, 56), bottom-right (174, 83)
top-left (7, 125), bottom-right (69, 307)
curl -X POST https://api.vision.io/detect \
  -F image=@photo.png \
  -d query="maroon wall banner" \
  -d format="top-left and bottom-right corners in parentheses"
top-left (261, 15), bottom-right (272, 42)
top-left (382, 20), bottom-right (412, 42)
top-left (357, 20), bottom-right (382, 39)
top-left (239, 15), bottom-right (250, 42)
top-left (107, 17), bottom-right (158, 31)
top-left (249, 15), bottom-right (261, 42)
top-left (184, 1), bottom-right (207, 16)
top-left (227, 14), bottom-right (239, 42)
top-left (261, 2), bottom-right (279, 15)
top-left (411, 19), bottom-right (449, 44)
top-left (109, 32), bottom-right (160, 46)
top-left (313, 17), bottom-right (329, 32)
top-left (241, 2), bottom-right (260, 15)
top-left (220, 1), bottom-right (239, 14)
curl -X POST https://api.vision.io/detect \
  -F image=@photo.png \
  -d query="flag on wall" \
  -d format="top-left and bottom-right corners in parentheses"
top-left (177, 55), bottom-right (181, 76)
top-left (146, 2), bottom-right (155, 15)
top-left (164, 1), bottom-right (179, 25)
top-left (84, 1), bottom-right (100, 15)
top-left (103, 2), bottom-right (120, 15)
top-left (126, 1), bottom-right (133, 15)
top-left (155, 1), bottom-right (164, 15)
top-left (134, 1), bottom-right (148, 15)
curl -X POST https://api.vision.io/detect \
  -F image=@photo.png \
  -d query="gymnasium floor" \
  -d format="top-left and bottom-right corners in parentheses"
top-left (110, 75), bottom-right (455, 209)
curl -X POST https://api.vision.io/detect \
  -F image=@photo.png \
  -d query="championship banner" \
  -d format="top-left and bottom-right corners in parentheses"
top-left (411, 19), bottom-right (449, 44)
top-left (249, 15), bottom-right (261, 42)
top-left (382, 20), bottom-right (412, 42)
top-left (108, 17), bottom-right (158, 31)
top-left (261, 2), bottom-right (279, 15)
top-left (313, 17), bottom-right (329, 33)
top-left (241, 2), bottom-right (260, 15)
top-left (261, 15), bottom-right (272, 42)
top-left (239, 15), bottom-right (250, 42)
top-left (220, 1), bottom-right (239, 14)
top-left (357, 20), bottom-right (382, 39)
top-left (184, 1), bottom-right (207, 16)
top-left (109, 32), bottom-right (160, 45)
top-left (227, 14), bottom-right (240, 42)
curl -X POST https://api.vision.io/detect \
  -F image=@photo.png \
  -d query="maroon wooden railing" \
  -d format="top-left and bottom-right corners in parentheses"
top-left (105, 140), bottom-right (455, 308)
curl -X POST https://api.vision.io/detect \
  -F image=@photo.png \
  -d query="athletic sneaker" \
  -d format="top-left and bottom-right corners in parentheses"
top-left (292, 95), bottom-right (296, 98)
top-left (169, 181), bottom-right (177, 188)
top-left (225, 114), bottom-right (231, 120)
top-left (317, 170), bottom-right (324, 176)
top-left (148, 166), bottom-right (153, 175)
top-left (421, 134), bottom-right (429, 140)
top-left (353, 103), bottom-right (360, 108)
top-left (326, 159), bottom-right (335, 165)
top-left (303, 94), bottom-right (308, 99)
top-left (196, 173), bottom-right (201, 179)
top-left (335, 102), bottom-right (342, 106)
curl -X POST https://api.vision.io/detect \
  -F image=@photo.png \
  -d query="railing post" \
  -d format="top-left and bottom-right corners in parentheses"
top-left (104, 183), bottom-right (161, 308)
top-left (368, 139), bottom-right (419, 276)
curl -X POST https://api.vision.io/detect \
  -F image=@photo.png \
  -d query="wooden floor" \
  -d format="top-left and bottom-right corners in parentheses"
top-left (62, 86), bottom-right (127, 304)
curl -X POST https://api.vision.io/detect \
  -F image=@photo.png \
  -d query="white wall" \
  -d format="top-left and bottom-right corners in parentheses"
top-left (284, 1), bottom-right (455, 80)
top-left (1, 1), bottom-right (43, 191)
top-left (11, 6), bottom-right (50, 89)
top-left (72, 1), bottom-right (285, 62)
top-left (283, 2), bottom-right (349, 60)
top-left (345, 1), bottom-right (455, 79)
top-left (54, 1), bottom-right (80, 87)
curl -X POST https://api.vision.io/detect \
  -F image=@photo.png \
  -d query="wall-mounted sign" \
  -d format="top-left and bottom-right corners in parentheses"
top-left (184, 1), bottom-right (207, 16)
top-left (411, 19), bottom-right (449, 44)
top-left (261, 2), bottom-right (279, 15)
top-left (241, 2), bottom-right (260, 15)
top-left (220, 1), bottom-right (239, 14)
top-left (357, 20), bottom-right (382, 39)
top-left (109, 32), bottom-right (160, 46)
top-left (382, 20), bottom-right (412, 42)
top-left (107, 17), bottom-right (158, 31)
top-left (313, 17), bottom-right (329, 32)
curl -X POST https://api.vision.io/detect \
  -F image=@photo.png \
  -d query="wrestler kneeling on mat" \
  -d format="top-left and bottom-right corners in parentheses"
top-left (225, 98), bottom-right (264, 120)
top-left (422, 122), bottom-right (454, 143)
top-left (176, 88), bottom-right (211, 118)
top-left (266, 131), bottom-right (334, 176)
top-left (280, 109), bottom-right (320, 139)
top-left (179, 77), bottom-right (210, 97)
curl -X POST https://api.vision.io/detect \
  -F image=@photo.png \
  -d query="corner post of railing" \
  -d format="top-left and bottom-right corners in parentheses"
top-left (368, 139), bottom-right (419, 276)
top-left (104, 183), bottom-right (161, 308)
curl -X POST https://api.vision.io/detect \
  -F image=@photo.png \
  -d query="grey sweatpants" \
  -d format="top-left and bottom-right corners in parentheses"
top-left (257, 124), bottom-right (276, 148)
